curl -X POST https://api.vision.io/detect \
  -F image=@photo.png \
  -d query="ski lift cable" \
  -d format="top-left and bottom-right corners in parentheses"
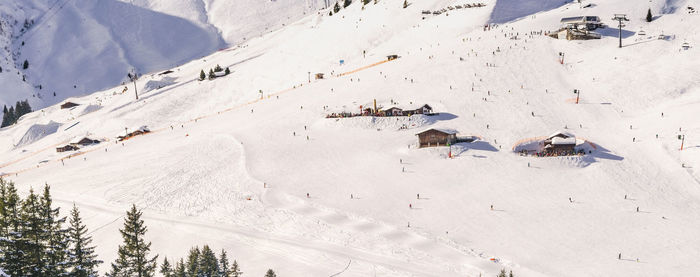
top-left (20, 0), bottom-right (76, 42)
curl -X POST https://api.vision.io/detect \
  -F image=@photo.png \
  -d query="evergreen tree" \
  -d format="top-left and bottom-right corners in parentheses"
top-left (230, 260), bottom-right (242, 277)
top-left (214, 65), bottom-right (223, 72)
top-left (41, 184), bottom-right (70, 276)
top-left (199, 70), bottom-right (206, 81)
top-left (21, 188), bottom-right (45, 276)
top-left (160, 257), bottom-right (173, 277)
top-left (208, 69), bottom-right (216, 80)
top-left (363, 0), bottom-right (370, 5)
top-left (224, 67), bottom-right (230, 75)
top-left (198, 245), bottom-right (219, 276)
top-left (329, 10), bottom-right (333, 16)
top-left (509, 270), bottom-right (515, 277)
top-left (497, 269), bottom-right (507, 277)
top-left (173, 258), bottom-right (186, 277)
top-left (107, 204), bottom-right (158, 277)
top-left (185, 246), bottom-right (200, 277)
top-left (0, 180), bottom-right (24, 276)
top-left (333, 2), bottom-right (341, 13)
top-left (5, 106), bottom-right (15, 127)
top-left (1, 105), bottom-right (9, 127)
top-left (218, 249), bottom-right (231, 277)
top-left (265, 269), bottom-right (277, 277)
top-left (68, 203), bottom-right (102, 277)
top-left (403, 0), bottom-right (408, 8)
top-left (646, 8), bottom-right (653, 22)
top-left (23, 59), bottom-right (29, 70)
top-left (343, 0), bottom-right (351, 8)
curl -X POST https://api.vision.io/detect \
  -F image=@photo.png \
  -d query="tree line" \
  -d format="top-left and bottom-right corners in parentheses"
top-left (1, 100), bottom-right (32, 128)
top-left (0, 178), bottom-right (278, 277)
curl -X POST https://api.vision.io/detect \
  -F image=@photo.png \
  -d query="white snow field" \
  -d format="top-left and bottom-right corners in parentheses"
top-left (2, 0), bottom-right (700, 276)
top-left (0, 0), bottom-right (328, 109)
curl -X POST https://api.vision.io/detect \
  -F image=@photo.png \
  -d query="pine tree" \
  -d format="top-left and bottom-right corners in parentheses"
top-left (333, 2), bottom-right (341, 13)
top-left (208, 69), bottom-right (216, 80)
top-left (41, 184), bottom-right (70, 276)
top-left (160, 257), bottom-right (173, 277)
top-left (68, 204), bottom-right (102, 277)
top-left (329, 10), bottom-right (333, 16)
top-left (362, 0), bottom-right (370, 5)
top-left (646, 8), bottom-right (653, 22)
top-left (5, 106), bottom-right (15, 127)
top-left (173, 258), bottom-right (186, 277)
top-left (198, 245), bottom-right (219, 276)
top-left (107, 204), bottom-right (158, 277)
top-left (23, 59), bottom-right (29, 70)
top-left (21, 188), bottom-right (45, 276)
top-left (509, 270), bottom-right (515, 277)
top-left (199, 70), bottom-right (206, 81)
top-left (224, 67), bottom-right (230, 75)
top-left (218, 249), bottom-right (231, 277)
top-left (185, 246), bottom-right (200, 277)
top-left (0, 180), bottom-right (24, 276)
top-left (214, 65), bottom-right (223, 72)
top-left (343, 0), bottom-right (351, 8)
top-left (1, 105), bottom-right (9, 127)
top-left (230, 260), bottom-right (242, 277)
top-left (403, 0), bottom-right (408, 8)
top-left (497, 269), bottom-right (507, 277)
top-left (265, 269), bottom-right (277, 277)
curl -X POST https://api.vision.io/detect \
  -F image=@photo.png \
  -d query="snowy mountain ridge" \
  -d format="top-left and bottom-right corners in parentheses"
top-left (0, 0), bottom-right (327, 110)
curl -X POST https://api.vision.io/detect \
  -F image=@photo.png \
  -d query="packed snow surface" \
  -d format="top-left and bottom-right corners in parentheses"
top-left (1, 0), bottom-right (700, 276)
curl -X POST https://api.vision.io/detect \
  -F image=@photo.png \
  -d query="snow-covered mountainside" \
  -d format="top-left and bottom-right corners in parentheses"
top-left (2, 0), bottom-right (700, 276)
top-left (0, 0), bottom-right (327, 110)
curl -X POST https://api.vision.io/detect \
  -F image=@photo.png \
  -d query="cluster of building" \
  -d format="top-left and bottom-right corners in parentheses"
top-left (421, 3), bottom-right (486, 15)
top-left (56, 137), bottom-right (100, 152)
top-left (118, 126), bottom-right (151, 141)
top-left (549, 16), bottom-right (604, 40)
top-left (326, 100), bottom-right (433, 118)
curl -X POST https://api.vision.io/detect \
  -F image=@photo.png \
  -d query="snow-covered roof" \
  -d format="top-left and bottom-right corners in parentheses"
top-left (416, 128), bottom-right (458, 135)
top-left (551, 137), bottom-right (576, 145)
top-left (70, 137), bottom-right (90, 144)
top-left (548, 131), bottom-right (574, 139)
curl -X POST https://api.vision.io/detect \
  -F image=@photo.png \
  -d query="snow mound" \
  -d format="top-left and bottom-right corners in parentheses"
top-left (77, 104), bottom-right (102, 116)
top-left (144, 77), bottom-right (177, 93)
top-left (15, 121), bottom-right (61, 147)
top-left (489, 0), bottom-right (567, 23)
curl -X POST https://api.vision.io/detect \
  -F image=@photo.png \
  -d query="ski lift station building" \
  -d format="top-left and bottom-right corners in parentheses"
top-left (560, 16), bottom-right (604, 30)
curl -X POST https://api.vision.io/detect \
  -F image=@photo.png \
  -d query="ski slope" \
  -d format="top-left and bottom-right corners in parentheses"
top-left (1, 0), bottom-right (700, 276)
top-left (0, 0), bottom-right (328, 110)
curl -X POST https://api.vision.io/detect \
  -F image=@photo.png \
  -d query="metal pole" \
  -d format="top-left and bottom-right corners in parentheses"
top-left (618, 20), bottom-right (622, 48)
top-left (576, 90), bottom-right (580, 104)
top-left (133, 78), bottom-right (139, 100)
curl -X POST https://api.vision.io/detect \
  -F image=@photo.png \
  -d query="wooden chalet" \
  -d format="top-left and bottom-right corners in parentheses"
top-left (60, 102), bottom-right (80, 109)
top-left (70, 137), bottom-right (100, 147)
top-left (384, 107), bottom-right (403, 116)
top-left (403, 104), bottom-right (433, 115)
top-left (543, 131), bottom-right (577, 153)
top-left (56, 145), bottom-right (79, 153)
top-left (416, 128), bottom-right (457, 148)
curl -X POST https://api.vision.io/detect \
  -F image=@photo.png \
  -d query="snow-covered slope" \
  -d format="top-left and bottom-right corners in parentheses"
top-left (1, 0), bottom-right (700, 276)
top-left (0, 0), bottom-right (327, 110)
